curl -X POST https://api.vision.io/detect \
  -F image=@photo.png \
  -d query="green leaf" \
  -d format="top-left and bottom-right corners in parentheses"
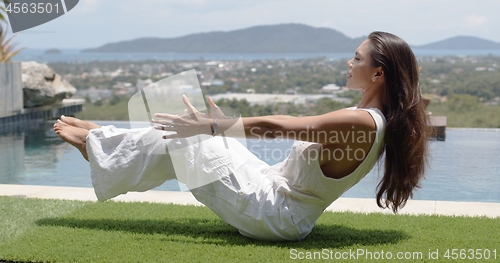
top-left (0, 24), bottom-right (24, 62)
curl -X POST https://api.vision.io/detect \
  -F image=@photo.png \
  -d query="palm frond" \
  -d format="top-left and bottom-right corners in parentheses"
top-left (0, 22), bottom-right (24, 62)
top-left (1, 0), bottom-right (10, 26)
top-left (0, 0), bottom-right (23, 62)
top-left (0, 12), bottom-right (5, 22)
top-left (0, 1), bottom-right (7, 20)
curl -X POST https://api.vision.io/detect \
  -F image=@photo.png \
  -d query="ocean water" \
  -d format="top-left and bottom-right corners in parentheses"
top-left (13, 49), bottom-right (500, 63)
top-left (0, 121), bottom-right (499, 203)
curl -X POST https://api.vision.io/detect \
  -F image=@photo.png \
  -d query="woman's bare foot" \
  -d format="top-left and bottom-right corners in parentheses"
top-left (54, 120), bottom-right (90, 161)
top-left (60, 115), bottom-right (101, 130)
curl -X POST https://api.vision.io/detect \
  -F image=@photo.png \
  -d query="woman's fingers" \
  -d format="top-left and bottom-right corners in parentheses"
top-left (207, 96), bottom-right (227, 119)
top-left (181, 95), bottom-right (206, 121)
top-left (153, 113), bottom-right (177, 120)
top-left (151, 113), bottom-right (181, 129)
top-left (208, 96), bottom-right (217, 108)
top-left (182, 94), bottom-right (198, 114)
top-left (153, 124), bottom-right (175, 131)
top-left (162, 134), bottom-right (179, 139)
top-left (152, 95), bottom-right (207, 139)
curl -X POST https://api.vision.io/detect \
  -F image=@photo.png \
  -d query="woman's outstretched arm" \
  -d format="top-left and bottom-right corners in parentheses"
top-left (154, 110), bottom-right (375, 144)
top-left (152, 95), bottom-right (376, 144)
top-left (234, 109), bottom-right (376, 144)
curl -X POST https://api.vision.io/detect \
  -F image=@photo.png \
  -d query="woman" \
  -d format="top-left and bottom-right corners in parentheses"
top-left (54, 31), bottom-right (430, 241)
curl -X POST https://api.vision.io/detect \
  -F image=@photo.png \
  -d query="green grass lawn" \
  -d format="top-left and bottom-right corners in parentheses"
top-left (0, 196), bottom-right (499, 263)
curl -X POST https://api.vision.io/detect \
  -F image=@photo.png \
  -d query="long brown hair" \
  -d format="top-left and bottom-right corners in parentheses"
top-left (368, 31), bottom-right (431, 213)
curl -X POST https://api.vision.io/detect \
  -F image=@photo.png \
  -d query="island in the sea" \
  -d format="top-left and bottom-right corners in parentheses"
top-left (82, 24), bottom-right (500, 53)
top-left (44, 48), bottom-right (62, 55)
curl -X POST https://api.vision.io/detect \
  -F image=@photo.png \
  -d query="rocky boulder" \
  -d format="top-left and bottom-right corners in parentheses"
top-left (21, 61), bottom-right (77, 108)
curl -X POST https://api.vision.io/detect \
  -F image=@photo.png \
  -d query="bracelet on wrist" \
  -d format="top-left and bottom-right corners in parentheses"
top-left (211, 119), bottom-right (218, 136)
top-left (210, 115), bottom-right (237, 136)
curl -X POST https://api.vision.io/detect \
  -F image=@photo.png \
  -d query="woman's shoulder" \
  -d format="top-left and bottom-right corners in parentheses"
top-left (343, 107), bottom-right (386, 131)
top-left (320, 107), bottom-right (380, 131)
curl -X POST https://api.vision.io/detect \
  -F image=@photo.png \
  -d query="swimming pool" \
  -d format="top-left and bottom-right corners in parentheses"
top-left (1, 121), bottom-right (499, 203)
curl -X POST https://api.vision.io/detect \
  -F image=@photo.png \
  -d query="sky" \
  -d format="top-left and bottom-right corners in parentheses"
top-left (3, 0), bottom-right (500, 50)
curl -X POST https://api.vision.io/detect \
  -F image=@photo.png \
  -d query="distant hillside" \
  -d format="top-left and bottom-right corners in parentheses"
top-left (415, 36), bottom-right (500, 50)
top-left (82, 24), bottom-right (366, 53)
top-left (83, 24), bottom-right (500, 53)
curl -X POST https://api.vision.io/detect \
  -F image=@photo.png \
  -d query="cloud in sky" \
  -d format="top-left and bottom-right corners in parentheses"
top-left (463, 14), bottom-right (488, 28)
top-left (6, 0), bottom-right (500, 49)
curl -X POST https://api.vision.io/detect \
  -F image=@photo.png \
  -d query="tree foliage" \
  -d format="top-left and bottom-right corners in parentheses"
top-left (0, 0), bottom-right (24, 62)
top-left (49, 55), bottom-right (500, 128)
top-left (446, 94), bottom-right (479, 111)
top-left (419, 57), bottom-right (500, 100)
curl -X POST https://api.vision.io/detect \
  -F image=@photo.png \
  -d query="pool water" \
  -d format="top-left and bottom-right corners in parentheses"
top-left (1, 121), bottom-right (499, 203)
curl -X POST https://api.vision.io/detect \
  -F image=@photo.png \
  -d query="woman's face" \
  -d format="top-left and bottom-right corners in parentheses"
top-left (346, 39), bottom-right (379, 91)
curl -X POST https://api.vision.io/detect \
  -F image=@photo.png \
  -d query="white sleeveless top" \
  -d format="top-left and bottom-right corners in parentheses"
top-left (259, 107), bottom-right (386, 237)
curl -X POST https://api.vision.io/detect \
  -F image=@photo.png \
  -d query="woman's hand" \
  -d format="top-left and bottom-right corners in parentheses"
top-left (185, 96), bottom-right (227, 119)
top-left (205, 96), bottom-right (227, 119)
top-left (152, 95), bottom-right (211, 139)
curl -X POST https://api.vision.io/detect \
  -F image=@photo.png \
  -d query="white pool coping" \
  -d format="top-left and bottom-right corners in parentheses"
top-left (1, 184), bottom-right (499, 218)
